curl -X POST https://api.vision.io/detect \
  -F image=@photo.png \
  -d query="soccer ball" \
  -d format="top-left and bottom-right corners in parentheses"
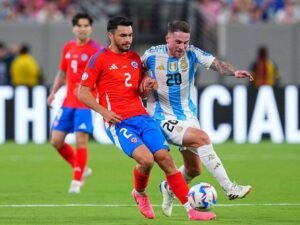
top-left (188, 182), bottom-right (217, 211)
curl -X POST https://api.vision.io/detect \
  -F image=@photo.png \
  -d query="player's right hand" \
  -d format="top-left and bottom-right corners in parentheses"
top-left (101, 109), bottom-right (122, 124)
top-left (47, 94), bottom-right (55, 108)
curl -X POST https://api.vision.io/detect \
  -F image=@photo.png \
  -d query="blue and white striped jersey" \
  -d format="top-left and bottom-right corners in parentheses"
top-left (142, 44), bottom-right (215, 121)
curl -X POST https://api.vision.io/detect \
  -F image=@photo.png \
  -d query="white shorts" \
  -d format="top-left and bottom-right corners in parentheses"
top-left (159, 116), bottom-right (200, 154)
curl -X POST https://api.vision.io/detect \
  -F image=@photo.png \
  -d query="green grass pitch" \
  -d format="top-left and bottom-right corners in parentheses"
top-left (0, 141), bottom-right (299, 225)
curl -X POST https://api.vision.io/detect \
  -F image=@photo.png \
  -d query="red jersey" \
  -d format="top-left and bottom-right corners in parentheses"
top-left (81, 48), bottom-right (148, 120)
top-left (59, 39), bottom-right (102, 108)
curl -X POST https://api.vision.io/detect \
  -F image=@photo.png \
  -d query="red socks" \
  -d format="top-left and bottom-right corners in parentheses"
top-left (73, 147), bottom-right (88, 181)
top-left (133, 167), bottom-right (150, 192)
top-left (133, 169), bottom-right (189, 205)
top-left (57, 144), bottom-right (88, 181)
top-left (57, 143), bottom-right (75, 167)
top-left (166, 171), bottom-right (189, 204)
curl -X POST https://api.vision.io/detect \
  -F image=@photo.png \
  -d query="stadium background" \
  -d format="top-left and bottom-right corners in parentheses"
top-left (0, 0), bottom-right (299, 143)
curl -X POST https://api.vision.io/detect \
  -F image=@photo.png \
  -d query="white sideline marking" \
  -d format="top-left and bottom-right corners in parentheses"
top-left (0, 203), bottom-right (300, 208)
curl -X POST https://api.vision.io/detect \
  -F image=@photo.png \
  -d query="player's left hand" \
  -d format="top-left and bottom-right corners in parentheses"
top-left (143, 78), bottom-right (158, 91)
top-left (234, 70), bottom-right (254, 81)
top-left (139, 76), bottom-right (158, 98)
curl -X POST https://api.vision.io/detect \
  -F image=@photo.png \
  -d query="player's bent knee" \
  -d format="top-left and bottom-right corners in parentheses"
top-left (140, 160), bottom-right (154, 169)
top-left (138, 156), bottom-right (155, 169)
top-left (50, 139), bottom-right (63, 149)
top-left (53, 143), bottom-right (64, 150)
top-left (195, 132), bottom-right (211, 147)
top-left (154, 151), bottom-right (177, 174)
top-left (154, 150), bottom-right (172, 163)
top-left (186, 167), bottom-right (201, 177)
top-left (76, 143), bottom-right (88, 149)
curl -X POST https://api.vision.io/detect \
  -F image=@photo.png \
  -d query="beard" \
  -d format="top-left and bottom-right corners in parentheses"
top-left (115, 42), bottom-right (131, 52)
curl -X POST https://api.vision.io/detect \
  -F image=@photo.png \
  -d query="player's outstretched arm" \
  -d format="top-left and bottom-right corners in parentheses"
top-left (210, 59), bottom-right (253, 81)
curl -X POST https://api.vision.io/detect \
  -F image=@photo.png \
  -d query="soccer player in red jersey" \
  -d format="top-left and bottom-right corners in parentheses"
top-left (47, 13), bottom-right (102, 194)
top-left (77, 16), bottom-right (216, 221)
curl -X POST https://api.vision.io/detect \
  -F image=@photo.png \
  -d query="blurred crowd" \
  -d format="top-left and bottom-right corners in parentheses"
top-left (0, 41), bottom-right (42, 86)
top-left (0, 0), bottom-right (300, 26)
top-left (0, 0), bottom-right (294, 87)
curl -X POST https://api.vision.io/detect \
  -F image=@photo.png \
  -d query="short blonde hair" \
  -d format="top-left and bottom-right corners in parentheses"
top-left (167, 20), bottom-right (191, 33)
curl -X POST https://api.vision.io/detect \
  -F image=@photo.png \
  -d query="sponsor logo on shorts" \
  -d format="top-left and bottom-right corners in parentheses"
top-left (79, 123), bottom-right (87, 130)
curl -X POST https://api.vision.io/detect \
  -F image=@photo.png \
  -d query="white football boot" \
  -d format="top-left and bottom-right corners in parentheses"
top-left (81, 167), bottom-right (92, 185)
top-left (223, 182), bottom-right (252, 200)
top-left (159, 181), bottom-right (176, 216)
top-left (68, 180), bottom-right (82, 194)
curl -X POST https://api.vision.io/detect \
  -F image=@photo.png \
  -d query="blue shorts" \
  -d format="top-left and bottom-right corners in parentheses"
top-left (52, 107), bottom-right (93, 134)
top-left (106, 115), bottom-right (169, 157)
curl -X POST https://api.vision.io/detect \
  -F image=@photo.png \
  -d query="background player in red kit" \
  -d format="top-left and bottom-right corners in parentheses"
top-left (77, 16), bottom-right (216, 221)
top-left (47, 12), bottom-right (102, 194)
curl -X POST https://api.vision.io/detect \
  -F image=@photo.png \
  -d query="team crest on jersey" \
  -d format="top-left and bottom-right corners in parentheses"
top-left (179, 58), bottom-right (188, 71)
top-left (168, 62), bottom-right (177, 72)
top-left (131, 137), bottom-right (137, 143)
top-left (131, 61), bottom-right (138, 69)
top-left (81, 53), bottom-right (89, 61)
top-left (65, 52), bottom-right (71, 59)
top-left (81, 72), bottom-right (88, 80)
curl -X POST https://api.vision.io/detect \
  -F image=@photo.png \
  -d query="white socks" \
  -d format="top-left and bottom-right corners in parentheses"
top-left (178, 165), bottom-right (194, 184)
top-left (183, 202), bottom-right (192, 212)
top-left (197, 144), bottom-right (231, 188)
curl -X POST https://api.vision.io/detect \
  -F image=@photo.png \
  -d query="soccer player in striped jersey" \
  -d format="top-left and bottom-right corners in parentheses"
top-left (142, 20), bottom-right (253, 217)
top-left (47, 13), bottom-right (102, 194)
top-left (78, 16), bottom-right (216, 221)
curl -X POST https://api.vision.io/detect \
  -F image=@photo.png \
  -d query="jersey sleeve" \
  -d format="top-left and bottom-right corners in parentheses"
top-left (142, 48), bottom-right (157, 80)
top-left (141, 47), bottom-right (156, 70)
top-left (191, 45), bottom-right (215, 69)
top-left (59, 43), bottom-right (68, 72)
top-left (141, 51), bottom-right (149, 67)
top-left (80, 52), bottom-right (102, 88)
